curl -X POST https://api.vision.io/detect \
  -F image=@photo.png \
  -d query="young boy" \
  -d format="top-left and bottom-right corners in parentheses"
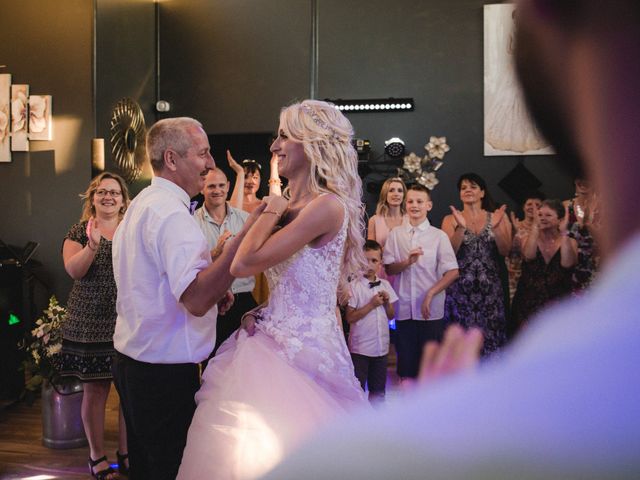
top-left (346, 240), bottom-right (398, 404)
top-left (384, 184), bottom-right (459, 380)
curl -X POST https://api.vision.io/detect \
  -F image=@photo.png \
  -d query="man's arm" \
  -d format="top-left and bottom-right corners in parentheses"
top-left (181, 204), bottom-right (265, 316)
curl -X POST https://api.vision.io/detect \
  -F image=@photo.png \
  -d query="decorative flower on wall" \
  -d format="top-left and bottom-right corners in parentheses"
top-left (0, 108), bottom-right (8, 143)
top-left (398, 136), bottom-right (450, 190)
top-left (29, 95), bottom-right (47, 133)
top-left (11, 90), bottom-right (27, 132)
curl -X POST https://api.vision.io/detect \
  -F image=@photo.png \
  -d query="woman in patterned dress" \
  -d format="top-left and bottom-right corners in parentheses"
top-left (441, 173), bottom-right (512, 356)
top-left (59, 172), bottom-right (130, 479)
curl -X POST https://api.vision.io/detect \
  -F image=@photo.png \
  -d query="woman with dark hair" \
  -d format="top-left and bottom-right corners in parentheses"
top-left (441, 173), bottom-right (512, 356)
top-left (228, 151), bottom-right (282, 213)
top-left (511, 199), bottom-right (577, 333)
top-left (59, 172), bottom-right (130, 479)
top-left (507, 194), bottom-right (544, 300)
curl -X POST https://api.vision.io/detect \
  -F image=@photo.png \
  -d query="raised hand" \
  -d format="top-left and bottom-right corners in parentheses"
top-left (510, 211), bottom-right (522, 231)
top-left (418, 324), bottom-right (483, 384)
top-left (226, 149), bottom-right (244, 174)
top-left (559, 204), bottom-right (571, 234)
top-left (86, 217), bottom-right (102, 250)
top-left (449, 206), bottom-right (466, 229)
top-left (492, 204), bottom-right (508, 228)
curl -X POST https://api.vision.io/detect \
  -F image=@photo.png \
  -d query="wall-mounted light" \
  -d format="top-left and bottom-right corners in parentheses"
top-left (326, 97), bottom-right (414, 113)
top-left (384, 137), bottom-right (405, 158)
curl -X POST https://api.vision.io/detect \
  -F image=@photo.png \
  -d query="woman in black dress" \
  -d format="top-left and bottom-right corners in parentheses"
top-left (511, 199), bottom-right (577, 333)
top-left (59, 172), bottom-right (130, 479)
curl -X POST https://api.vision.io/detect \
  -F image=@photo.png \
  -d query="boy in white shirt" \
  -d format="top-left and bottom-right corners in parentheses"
top-left (346, 240), bottom-right (398, 404)
top-left (384, 184), bottom-right (459, 380)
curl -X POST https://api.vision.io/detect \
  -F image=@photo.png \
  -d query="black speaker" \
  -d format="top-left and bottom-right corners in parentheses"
top-left (0, 262), bottom-right (27, 401)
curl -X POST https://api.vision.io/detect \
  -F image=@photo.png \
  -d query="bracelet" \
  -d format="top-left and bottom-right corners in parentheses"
top-left (262, 210), bottom-right (282, 218)
top-left (268, 178), bottom-right (282, 186)
top-left (87, 241), bottom-right (98, 251)
top-left (454, 224), bottom-right (464, 231)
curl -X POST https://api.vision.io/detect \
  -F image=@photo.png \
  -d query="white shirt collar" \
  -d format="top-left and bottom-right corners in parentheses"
top-left (405, 217), bottom-right (431, 232)
top-left (152, 176), bottom-right (191, 209)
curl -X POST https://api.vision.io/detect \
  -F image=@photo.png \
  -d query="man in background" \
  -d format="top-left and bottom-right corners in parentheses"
top-left (194, 167), bottom-right (257, 354)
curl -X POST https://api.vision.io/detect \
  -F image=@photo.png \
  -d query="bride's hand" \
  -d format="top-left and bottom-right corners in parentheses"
top-left (263, 195), bottom-right (289, 217)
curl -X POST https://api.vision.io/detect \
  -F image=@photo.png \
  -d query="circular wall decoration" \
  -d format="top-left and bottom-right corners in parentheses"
top-left (110, 98), bottom-right (146, 183)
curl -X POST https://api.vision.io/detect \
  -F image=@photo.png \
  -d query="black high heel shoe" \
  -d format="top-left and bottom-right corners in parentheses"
top-left (117, 450), bottom-right (129, 476)
top-left (88, 455), bottom-right (116, 480)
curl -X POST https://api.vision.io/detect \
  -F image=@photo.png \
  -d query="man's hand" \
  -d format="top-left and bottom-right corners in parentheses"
top-left (237, 312), bottom-right (258, 337)
top-left (217, 290), bottom-right (234, 315)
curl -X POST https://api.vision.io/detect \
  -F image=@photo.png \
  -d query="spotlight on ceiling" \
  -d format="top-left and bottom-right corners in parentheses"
top-left (327, 98), bottom-right (415, 114)
top-left (384, 137), bottom-right (405, 158)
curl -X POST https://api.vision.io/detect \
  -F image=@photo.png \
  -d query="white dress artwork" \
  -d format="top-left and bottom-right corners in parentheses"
top-left (177, 205), bottom-right (367, 480)
top-left (484, 4), bottom-right (551, 155)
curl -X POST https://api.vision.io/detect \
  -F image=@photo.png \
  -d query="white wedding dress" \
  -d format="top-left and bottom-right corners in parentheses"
top-left (177, 206), bottom-right (367, 480)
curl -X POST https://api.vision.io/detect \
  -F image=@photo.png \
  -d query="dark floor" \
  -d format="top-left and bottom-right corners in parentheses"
top-left (0, 347), bottom-right (401, 479)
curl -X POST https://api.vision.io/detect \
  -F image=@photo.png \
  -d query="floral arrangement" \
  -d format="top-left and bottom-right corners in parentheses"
top-left (21, 296), bottom-right (66, 392)
top-left (398, 136), bottom-right (450, 190)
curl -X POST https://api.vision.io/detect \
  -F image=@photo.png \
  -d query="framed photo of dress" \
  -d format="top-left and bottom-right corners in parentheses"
top-left (483, 4), bottom-right (553, 156)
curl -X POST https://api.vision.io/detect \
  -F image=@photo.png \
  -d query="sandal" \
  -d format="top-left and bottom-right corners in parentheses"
top-left (117, 450), bottom-right (129, 476)
top-left (88, 455), bottom-right (116, 480)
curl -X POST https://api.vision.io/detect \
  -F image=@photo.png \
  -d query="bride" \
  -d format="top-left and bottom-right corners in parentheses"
top-left (177, 100), bottom-right (369, 479)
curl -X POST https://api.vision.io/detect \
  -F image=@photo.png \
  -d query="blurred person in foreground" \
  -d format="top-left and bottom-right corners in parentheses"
top-left (263, 1), bottom-right (640, 478)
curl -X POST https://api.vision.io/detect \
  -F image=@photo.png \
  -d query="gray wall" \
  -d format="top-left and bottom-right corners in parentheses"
top-left (159, 0), bottom-right (574, 222)
top-left (0, 0), bottom-right (156, 308)
top-left (0, 0), bottom-right (95, 305)
top-left (0, 0), bottom-right (574, 308)
top-left (95, 0), bottom-right (157, 196)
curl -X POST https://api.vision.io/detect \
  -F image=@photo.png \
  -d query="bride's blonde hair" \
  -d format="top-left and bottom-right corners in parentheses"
top-left (279, 99), bottom-right (366, 291)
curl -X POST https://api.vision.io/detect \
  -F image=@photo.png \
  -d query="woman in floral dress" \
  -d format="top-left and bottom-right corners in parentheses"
top-left (441, 173), bottom-right (512, 356)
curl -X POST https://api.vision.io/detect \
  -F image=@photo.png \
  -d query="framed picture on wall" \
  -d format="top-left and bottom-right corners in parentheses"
top-left (28, 95), bottom-right (53, 141)
top-left (11, 84), bottom-right (29, 152)
top-left (483, 4), bottom-right (553, 156)
top-left (0, 74), bottom-right (11, 163)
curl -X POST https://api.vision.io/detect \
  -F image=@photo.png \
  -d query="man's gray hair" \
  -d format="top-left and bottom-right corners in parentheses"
top-left (146, 117), bottom-right (203, 172)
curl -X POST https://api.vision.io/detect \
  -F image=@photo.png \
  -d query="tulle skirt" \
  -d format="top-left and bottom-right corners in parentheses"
top-left (177, 329), bottom-right (367, 480)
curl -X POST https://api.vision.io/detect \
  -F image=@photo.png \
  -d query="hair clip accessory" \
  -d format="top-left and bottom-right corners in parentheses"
top-left (300, 103), bottom-right (342, 141)
top-left (242, 159), bottom-right (262, 169)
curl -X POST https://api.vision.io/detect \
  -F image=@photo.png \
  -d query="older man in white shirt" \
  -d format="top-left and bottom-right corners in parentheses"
top-left (112, 117), bottom-right (262, 480)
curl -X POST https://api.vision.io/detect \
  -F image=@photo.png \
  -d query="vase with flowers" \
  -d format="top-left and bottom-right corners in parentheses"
top-left (22, 295), bottom-right (65, 394)
top-left (21, 295), bottom-right (87, 448)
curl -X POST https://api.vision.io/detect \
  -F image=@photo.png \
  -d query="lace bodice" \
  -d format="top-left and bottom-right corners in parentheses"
top-left (257, 203), bottom-right (364, 401)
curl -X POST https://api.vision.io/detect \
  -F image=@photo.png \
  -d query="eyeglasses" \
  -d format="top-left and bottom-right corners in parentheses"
top-left (95, 189), bottom-right (122, 198)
